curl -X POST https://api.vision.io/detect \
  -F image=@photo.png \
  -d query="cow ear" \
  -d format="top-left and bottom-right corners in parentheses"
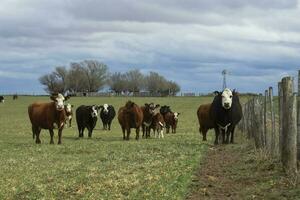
top-left (71, 105), bottom-right (74, 108)
top-left (144, 103), bottom-right (149, 107)
top-left (155, 104), bottom-right (160, 108)
top-left (50, 93), bottom-right (58, 101)
top-left (65, 95), bottom-right (71, 101)
top-left (177, 112), bottom-right (180, 116)
top-left (213, 91), bottom-right (220, 96)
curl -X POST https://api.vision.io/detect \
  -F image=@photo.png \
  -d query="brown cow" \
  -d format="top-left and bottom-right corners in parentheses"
top-left (28, 93), bottom-right (69, 144)
top-left (141, 103), bottom-right (160, 138)
top-left (197, 103), bottom-right (214, 141)
top-left (118, 101), bottom-right (143, 140)
top-left (165, 112), bottom-right (180, 133)
top-left (150, 112), bottom-right (165, 138)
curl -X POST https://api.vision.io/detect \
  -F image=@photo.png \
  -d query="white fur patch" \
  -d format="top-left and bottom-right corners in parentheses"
top-left (174, 112), bottom-right (179, 120)
top-left (103, 104), bottom-right (109, 113)
top-left (221, 88), bottom-right (233, 109)
top-left (91, 106), bottom-right (98, 117)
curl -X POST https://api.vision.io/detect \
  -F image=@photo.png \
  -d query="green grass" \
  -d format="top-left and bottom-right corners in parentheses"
top-left (0, 96), bottom-right (214, 199)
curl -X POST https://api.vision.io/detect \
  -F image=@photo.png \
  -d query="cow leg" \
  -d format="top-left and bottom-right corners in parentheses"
top-left (102, 122), bottom-right (106, 130)
top-left (122, 127), bottom-right (126, 140)
top-left (33, 126), bottom-right (41, 144)
top-left (230, 126), bottom-right (235, 144)
top-left (88, 126), bottom-right (92, 138)
top-left (49, 129), bottom-right (54, 144)
top-left (69, 119), bottom-right (72, 128)
top-left (225, 129), bottom-right (230, 144)
top-left (126, 128), bottom-right (130, 140)
top-left (135, 127), bottom-right (140, 140)
top-left (202, 128), bottom-right (207, 141)
top-left (142, 125), bottom-right (145, 138)
top-left (108, 121), bottom-right (112, 130)
top-left (214, 127), bottom-right (219, 145)
top-left (58, 128), bottom-right (63, 144)
top-left (166, 125), bottom-right (170, 134)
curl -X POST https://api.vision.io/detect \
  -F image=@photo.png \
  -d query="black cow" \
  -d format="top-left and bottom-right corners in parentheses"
top-left (99, 104), bottom-right (116, 130)
top-left (210, 88), bottom-right (243, 144)
top-left (160, 105), bottom-right (172, 119)
top-left (0, 96), bottom-right (4, 103)
top-left (76, 105), bottom-right (100, 138)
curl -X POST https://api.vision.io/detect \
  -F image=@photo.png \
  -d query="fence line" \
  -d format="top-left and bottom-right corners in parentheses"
top-left (240, 74), bottom-right (299, 175)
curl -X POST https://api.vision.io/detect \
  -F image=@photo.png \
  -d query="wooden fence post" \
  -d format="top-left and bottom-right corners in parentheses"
top-left (269, 87), bottom-right (276, 156)
top-left (264, 90), bottom-right (268, 148)
top-left (278, 82), bottom-right (283, 156)
top-left (281, 76), bottom-right (297, 174)
top-left (297, 70), bottom-right (300, 162)
top-left (253, 96), bottom-right (264, 148)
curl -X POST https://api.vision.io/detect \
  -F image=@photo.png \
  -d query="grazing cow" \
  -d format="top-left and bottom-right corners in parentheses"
top-left (13, 94), bottom-right (18, 100)
top-left (141, 103), bottom-right (160, 138)
top-left (210, 88), bottom-right (243, 144)
top-left (165, 112), bottom-right (180, 133)
top-left (150, 113), bottom-right (165, 139)
top-left (28, 93), bottom-right (69, 144)
top-left (197, 103), bottom-right (214, 141)
top-left (76, 105), bottom-right (100, 138)
top-left (0, 96), bottom-right (4, 103)
top-left (64, 103), bottom-right (73, 128)
top-left (118, 101), bottom-right (143, 140)
top-left (99, 104), bottom-right (116, 130)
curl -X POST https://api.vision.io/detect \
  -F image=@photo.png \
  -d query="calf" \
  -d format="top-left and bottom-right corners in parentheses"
top-left (165, 112), bottom-right (180, 133)
top-left (210, 88), bottom-right (243, 144)
top-left (150, 113), bottom-right (165, 139)
top-left (64, 103), bottom-right (73, 128)
top-left (0, 96), bottom-right (4, 103)
top-left (99, 104), bottom-right (116, 130)
top-left (160, 105), bottom-right (172, 121)
top-left (13, 94), bottom-right (18, 100)
top-left (118, 101), bottom-right (143, 140)
top-left (28, 93), bottom-right (69, 144)
top-left (141, 103), bottom-right (160, 138)
top-left (197, 103), bottom-right (214, 141)
top-left (76, 105), bottom-right (100, 138)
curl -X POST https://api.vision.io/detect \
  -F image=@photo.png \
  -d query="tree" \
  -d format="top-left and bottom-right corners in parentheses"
top-left (80, 60), bottom-right (108, 92)
top-left (166, 81), bottom-right (180, 96)
top-left (145, 71), bottom-right (167, 95)
top-left (108, 72), bottom-right (127, 95)
top-left (125, 69), bottom-right (145, 94)
top-left (39, 73), bottom-right (64, 94)
top-left (66, 63), bottom-right (89, 93)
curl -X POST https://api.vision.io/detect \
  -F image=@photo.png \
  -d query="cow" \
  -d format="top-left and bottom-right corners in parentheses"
top-left (141, 103), bottom-right (160, 138)
top-left (0, 96), bottom-right (4, 103)
top-left (197, 103), bottom-right (214, 141)
top-left (150, 113), bottom-right (165, 139)
top-left (76, 105), bottom-right (100, 138)
top-left (64, 103), bottom-right (73, 128)
top-left (117, 101), bottom-right (143, 140)
top-left (28, 93), bottom-right (69, 144)
top-left (160, 105), bottom-right (172, 121)
top-left (99, 104), bottom-right (116, 130)
top-left (209, 88), bottom-right (243, 144)
top-left (165, 112), bottom-right (180, 133)
top-left (13, 94), bottom-right (18, 100)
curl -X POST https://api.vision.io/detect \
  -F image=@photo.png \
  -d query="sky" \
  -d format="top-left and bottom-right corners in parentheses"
top-left (1, 0), bottom-right (300, 94)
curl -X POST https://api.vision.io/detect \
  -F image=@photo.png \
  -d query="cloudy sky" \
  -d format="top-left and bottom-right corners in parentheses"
top-left (1, 0), bottom-right (300, 94)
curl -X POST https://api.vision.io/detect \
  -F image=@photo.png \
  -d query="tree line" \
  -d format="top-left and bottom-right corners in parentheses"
top-left (39, 60), bottom-right (180, 96)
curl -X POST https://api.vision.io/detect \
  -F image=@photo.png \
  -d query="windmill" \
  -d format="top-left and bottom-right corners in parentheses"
top-left (222, 70), bottom-right (228, 90)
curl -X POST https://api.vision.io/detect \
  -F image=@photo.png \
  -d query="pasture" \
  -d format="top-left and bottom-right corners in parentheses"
top-left (0, 95), bottom-right (217, 199)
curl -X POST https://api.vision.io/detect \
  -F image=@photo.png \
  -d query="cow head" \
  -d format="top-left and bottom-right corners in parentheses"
top-left (90, 105), bottom-right (99, 118)
top-left (221, 88), bottom-right (233, 109)
top-left (102, 104), bottom-right (109, 114)
top-left (174, 112), bottom-right (180, 121)
top-left (145, 103), bottom-right (160, 116)
top-left (160, 105), bottom-right (171, 115)
top-left (50, 93), bottom-right (66, 111)
top-left (64, 103), bottom-right (73, 113)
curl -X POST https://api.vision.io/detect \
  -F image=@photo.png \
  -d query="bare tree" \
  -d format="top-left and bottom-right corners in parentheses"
top-left (145, 71), bottom-right (166, 95)
top-left (108, 72), bottom-right (127, 95)
top-left (66, 63), bottom-right (88, 93)
top-left (125, 69), bottom-right (144, 95)
top-left (39, 73), bottom-right (64, 94)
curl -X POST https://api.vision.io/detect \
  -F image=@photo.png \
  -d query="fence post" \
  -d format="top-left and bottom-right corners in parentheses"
top-left (278, 82), bottom-right (283, 156)
top-left (297, 70), bottom-right (300, 162)
top-left (269, 87), bottom-right (276, 156)
top-left (253, 96), bottom-right (264, 148)
top-left (264, 90), bottom-right (268, 148)
top-left (281, 76), bottom-right (297, 174)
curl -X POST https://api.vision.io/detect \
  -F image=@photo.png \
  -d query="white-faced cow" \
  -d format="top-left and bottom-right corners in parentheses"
top-left (0, 96), bottom-right (4, 103)
top-left (99, 104), bottom-right (116, 130)
top-left (76, 105), bottom-right (100, 138)
top-left (28, 93), bottom-right (70, 144)
top-left (209, 88), bottom-right (243, 144)
top-left (150, 113), bottom-right (165, 139)
top-left (64, 103), bottom-right (73, 128)
top-left (165, 112), bottom-right (180, 133)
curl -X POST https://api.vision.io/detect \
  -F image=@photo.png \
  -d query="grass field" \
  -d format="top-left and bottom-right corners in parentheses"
top-left (0, 95), bottom-right (218, 199)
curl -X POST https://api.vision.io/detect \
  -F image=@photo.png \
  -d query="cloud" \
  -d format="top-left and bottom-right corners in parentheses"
top-left (0, 0), bottom-right (300, 94)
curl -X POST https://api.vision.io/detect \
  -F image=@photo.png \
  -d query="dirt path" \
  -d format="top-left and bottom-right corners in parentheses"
top-left (186, 142), bottom-right (300, 200)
